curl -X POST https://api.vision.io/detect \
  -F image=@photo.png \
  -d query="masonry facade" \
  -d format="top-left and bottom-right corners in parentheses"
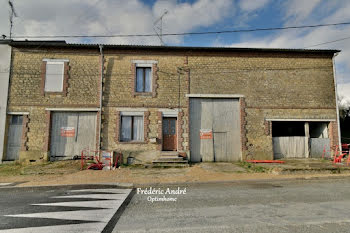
top-left (0, 41), bottom-right (340, 163)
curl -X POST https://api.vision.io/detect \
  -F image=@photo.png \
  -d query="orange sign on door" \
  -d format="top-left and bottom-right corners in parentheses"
top-left (61, 127), bottom-right (75, 137)
top-left (200, 129), bottom-right (213, 139)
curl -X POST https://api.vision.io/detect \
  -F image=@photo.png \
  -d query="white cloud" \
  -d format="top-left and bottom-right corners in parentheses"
top-left (239, 0), bottom-right (270, 12)
top-left (338, 83), bottom-right (350, 107)
top-left (0, 0), bottom-right (234, 45)
top-left (152, 0), bottom-right (234, 44)
top-left (283, 0), bottom-right (322, 24)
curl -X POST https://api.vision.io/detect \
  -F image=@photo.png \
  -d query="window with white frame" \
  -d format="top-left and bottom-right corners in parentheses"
top-left (120, 114), bottom-right (144, 142)
top-left (44, 60), bottom-right (65, 92)
top-left (135, 64), bottom-right (152, 93)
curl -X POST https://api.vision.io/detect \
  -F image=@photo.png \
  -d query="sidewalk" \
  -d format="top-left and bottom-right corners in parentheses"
top-left (0, 159), bottom-right (350, 187)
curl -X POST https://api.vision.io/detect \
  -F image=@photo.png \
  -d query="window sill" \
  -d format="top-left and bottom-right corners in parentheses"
top-left (118, 141), bottom-right (147, 144)
top-left (134, 92), bottom-right (153, 96)
top-left (44, 92), bottom-right (65, 95)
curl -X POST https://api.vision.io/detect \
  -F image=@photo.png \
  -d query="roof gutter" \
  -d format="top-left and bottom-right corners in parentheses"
top-left (332, 52), bottom-right (342, 151)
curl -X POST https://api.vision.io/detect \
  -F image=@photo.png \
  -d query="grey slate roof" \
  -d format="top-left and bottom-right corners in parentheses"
top-left (2, 40), bottom-right (340, 54)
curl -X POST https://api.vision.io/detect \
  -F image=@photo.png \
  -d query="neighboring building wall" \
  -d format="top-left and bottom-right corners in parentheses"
top-left (7, 47), bottom-right (101, 161)
top-left (0, 43), bottom-right (12, 163)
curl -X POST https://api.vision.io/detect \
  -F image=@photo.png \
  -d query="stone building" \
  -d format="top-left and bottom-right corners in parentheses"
top-left (0, 40), bottom-right (341, 164)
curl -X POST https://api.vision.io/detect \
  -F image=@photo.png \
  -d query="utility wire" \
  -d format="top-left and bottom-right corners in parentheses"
top-left (303, 35), bottom-right (350, 48)
top-left (8, 22), bottom-right (350, 39)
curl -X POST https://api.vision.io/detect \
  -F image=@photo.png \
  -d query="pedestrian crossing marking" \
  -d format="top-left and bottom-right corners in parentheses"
top-left (0, 188), bottom-right (132, 233)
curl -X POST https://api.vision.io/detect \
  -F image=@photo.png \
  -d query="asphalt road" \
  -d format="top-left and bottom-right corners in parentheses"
top-left (113, 178), bottom-right (350, 233)
top-left (0, 185), bottom-right (132, 233)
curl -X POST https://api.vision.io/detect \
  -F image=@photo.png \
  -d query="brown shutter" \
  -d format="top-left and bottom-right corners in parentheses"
top-left (40, 61), bottom-right (47, 96)
top-left (63, 62), bottom-right (69, 96)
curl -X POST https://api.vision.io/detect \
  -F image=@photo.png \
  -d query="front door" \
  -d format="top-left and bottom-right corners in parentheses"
top-left (162, 117), bottom-right (177, 151)
top-left (6, 115), bottom-right (23, 161)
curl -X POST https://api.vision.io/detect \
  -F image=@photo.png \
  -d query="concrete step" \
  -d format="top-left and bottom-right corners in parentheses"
top-left (160, 151), bottom-right (179, 156)
top-left (152, 159), bottom-right (188, 163)
top-left (156, 157), bottom-right (185, 162)
top-left (160, 154), bottom-right (181, 158)
top-left (151, 163), bottom-right (189, 168)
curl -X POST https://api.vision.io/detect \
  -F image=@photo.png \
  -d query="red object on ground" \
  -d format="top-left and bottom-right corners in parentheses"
top-left (87, 157), bottom-right (105, 170)
top-left (332, 144), bottom-right (348, 164)
top-left (246, 160), bottom-right (285, 164)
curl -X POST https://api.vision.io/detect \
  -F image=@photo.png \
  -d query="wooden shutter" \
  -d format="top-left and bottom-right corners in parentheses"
top-left (63, 62), bottom-right (69, 96)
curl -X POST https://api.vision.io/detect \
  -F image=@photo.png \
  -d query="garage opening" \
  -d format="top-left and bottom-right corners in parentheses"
top-left (272, 121), bottom-right (330, 159)
top-left (50, 112), bottom-right (97, 160)
top-left (309, 122), bottom-right (330, 158)
top-left (272, 121), bottom-right (306, 159)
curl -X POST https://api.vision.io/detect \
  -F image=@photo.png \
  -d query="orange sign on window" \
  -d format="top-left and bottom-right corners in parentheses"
top-left (200, 129), bottom-right (213, 139)
top-left (61, 127), bottom-right (75, 137)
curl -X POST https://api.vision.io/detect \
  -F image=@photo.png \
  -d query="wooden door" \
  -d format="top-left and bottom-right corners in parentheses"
top-left (162, 117), bottom-right (177, 151)
top-left (50, 112), bottom-right (97, 160)
top-left (6, 115), bottom-right (23, 161)
top-left (189, 98), bottom-right (241, 162)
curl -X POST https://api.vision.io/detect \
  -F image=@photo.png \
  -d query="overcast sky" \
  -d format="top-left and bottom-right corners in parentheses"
top-left (1, 0), bottom-right (349, 103)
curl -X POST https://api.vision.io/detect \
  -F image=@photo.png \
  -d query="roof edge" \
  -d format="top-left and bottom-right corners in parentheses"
top-left (7, 40), bottom-right (341, 54)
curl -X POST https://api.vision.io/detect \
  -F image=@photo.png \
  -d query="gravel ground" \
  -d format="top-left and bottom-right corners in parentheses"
top-left (1, 160), bottom-right (350, 187)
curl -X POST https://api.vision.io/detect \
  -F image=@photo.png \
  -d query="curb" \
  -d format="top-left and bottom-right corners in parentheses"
top-left (3, 172), bottom-right (350, 189)
top-left (131, 173), bottom-right (350, 188)
top-left (0, 183), bottom-right (134, 190)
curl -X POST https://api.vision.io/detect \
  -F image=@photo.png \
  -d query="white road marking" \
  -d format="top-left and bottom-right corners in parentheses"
top-left (51, 194), bottom-right (129, 200)
top-left (0, 183), bottom-right (13, 186)
top-left (0, 222), bottom-right (106, 233)
top-left (32, 200), bottom-right (124, 209)
top-left (69, 189), bottom-right (131, 194)
top-left (1, 188), bottom-right (132, 233)
top-left (5, 209), bottom-right (116, 222)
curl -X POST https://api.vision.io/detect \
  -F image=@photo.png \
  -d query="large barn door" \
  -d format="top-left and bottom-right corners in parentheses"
top-left (190, 98), bottom-right (241, 162)
top-left (50, 112), bottom-right (97, 160)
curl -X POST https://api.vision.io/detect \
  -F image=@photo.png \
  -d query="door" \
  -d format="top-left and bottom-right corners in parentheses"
top-left (213, 132), bottom-right (227, 162)
top-left (6, 115), bottom-right (23, 161)
top-left (273, 137), bottom-right (306, 159)
top-left (162, 117), bottom-right (177, 151)
top-left (50, 112), bottom-right (97, 160)
top-left (190, 98), bottom-right (241, 162)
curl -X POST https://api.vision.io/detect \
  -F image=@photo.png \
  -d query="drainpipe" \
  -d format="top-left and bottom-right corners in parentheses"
top-left (98, 45), bottom-right (104, 151)
top-left (332, 52), bottom-right (342, 151)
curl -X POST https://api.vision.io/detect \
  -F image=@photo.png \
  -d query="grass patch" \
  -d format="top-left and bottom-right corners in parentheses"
top-left (0, 162), bottom-right (24, 176)
top-left (0, 160), bottom-right (82, 176)
top-left (237, 161), bottom-right (268, 173)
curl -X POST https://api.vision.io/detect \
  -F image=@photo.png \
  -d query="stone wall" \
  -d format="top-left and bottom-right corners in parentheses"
top-left (187, 53), bottom-right (337, 159)
top-left (6, 47), bottom-right (338, 162)
top-left (8, 48), bottom-right (100, 108)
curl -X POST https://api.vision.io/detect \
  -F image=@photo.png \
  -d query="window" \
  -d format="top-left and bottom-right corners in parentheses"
top-left (136, 67), bottom-right (152, 93)
top-left (10, 115), bottom-right (23, 125)
top-left (44, 61), bottom-right (65, 92)
top-left (121, 115), bottom-right (144, 141)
